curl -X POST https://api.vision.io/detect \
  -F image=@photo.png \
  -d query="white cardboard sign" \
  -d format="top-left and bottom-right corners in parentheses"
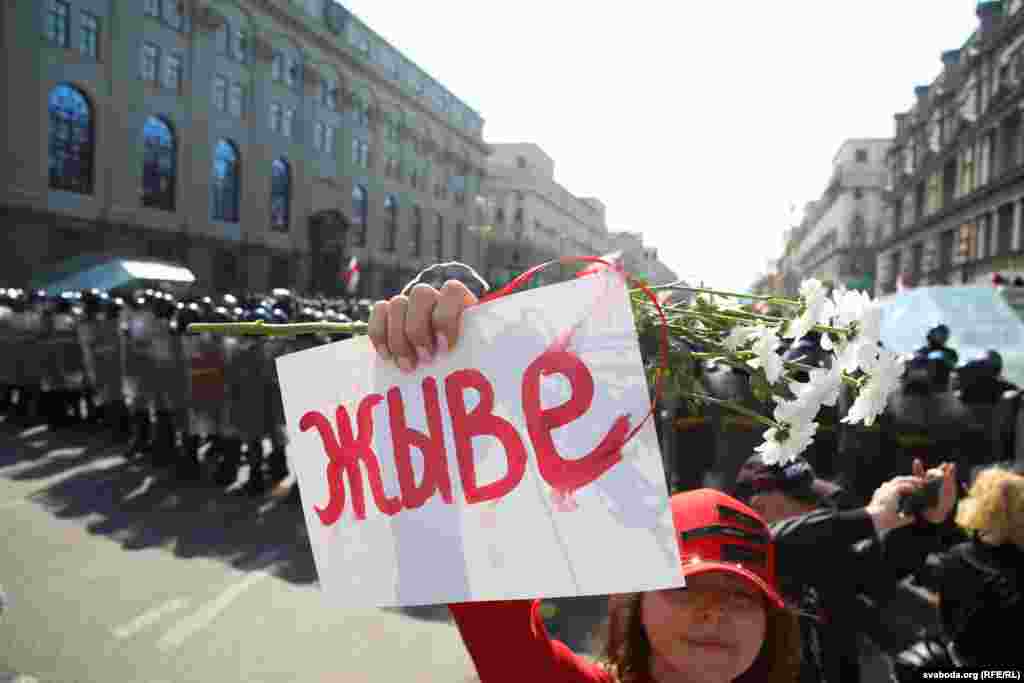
top-left (275, 270), bottom-right (683, 608)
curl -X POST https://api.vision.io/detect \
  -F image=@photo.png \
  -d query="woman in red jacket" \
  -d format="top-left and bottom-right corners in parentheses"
top-left (367, 278), bottom-right (803, 682)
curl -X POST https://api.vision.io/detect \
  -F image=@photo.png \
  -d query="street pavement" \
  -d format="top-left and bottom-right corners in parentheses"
top-left (0, 417), bottom-right (480, 683)
top-left (0, 415), bottom-right (932, 683)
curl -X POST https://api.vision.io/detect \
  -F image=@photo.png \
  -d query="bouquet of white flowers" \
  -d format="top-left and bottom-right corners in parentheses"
top-left (632, 278), bottom-right (905, 465)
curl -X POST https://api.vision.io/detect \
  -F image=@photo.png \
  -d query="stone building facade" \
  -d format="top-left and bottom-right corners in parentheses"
top-left (0, 0), bottom-right (489, 300)
top-left (878, 0), bottom-right (1024, 294)
top-left (480, 143), bottom-right (676, 287)
top-left (779, 139), bottom-right (891, 293)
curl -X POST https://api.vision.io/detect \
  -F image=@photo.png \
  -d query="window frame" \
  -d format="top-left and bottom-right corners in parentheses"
top-left (48, 84), bottom-right (95, 195)
top-left (163, 53), bottom-right (183, 93)
top-left (213, 75), bottom-right (228, 112)
top-left (270, 157), bottom-right (291, 231)
top-left (80, 11), bottom-right (99, 59)
top-left (352, 185), bottom-right (368, 247)
top-left (282, 107), bottom-right (295, 138)
top-left (269, 102), bottom-right (283, 133)
top-left (211, 139), bottom-right (241, 223)
top-left (228, 82), bottom-right (244, 118)
top-left (141, 42), bottom-right (161, 82)
top-left (46, 0), bottom-right (70, 48)
top-left (141, 115), bottom-right (177, 212)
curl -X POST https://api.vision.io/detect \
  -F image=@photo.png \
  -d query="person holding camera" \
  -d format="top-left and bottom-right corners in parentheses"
top-left (730, 454), bottom-right (957, 683)
top-left (894, 464), bottom-right (1024, 674)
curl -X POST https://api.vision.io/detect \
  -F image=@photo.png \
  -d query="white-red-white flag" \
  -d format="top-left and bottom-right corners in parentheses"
top-left (342, 256), bottom-right (360, 294)
top-left (576, 251), bottom-right (624, 278)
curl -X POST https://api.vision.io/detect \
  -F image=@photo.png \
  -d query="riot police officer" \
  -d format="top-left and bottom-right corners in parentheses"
top-left (908, 324), bottom-right (959, 392)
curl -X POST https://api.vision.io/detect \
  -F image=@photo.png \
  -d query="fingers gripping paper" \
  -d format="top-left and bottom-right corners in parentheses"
top-left (275, 271), bottom-right (683, 608)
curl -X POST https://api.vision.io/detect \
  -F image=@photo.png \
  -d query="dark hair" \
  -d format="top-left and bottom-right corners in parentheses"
top-left (592, 592), bottom-right (802, 683)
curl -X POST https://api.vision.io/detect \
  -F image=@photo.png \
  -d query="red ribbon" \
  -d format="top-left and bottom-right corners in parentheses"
top-left (478, 255), bottom-right (671, 468)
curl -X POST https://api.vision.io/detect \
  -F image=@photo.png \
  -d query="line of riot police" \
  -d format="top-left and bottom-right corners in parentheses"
top-left (0, 286), bottom-right (365, 498)
top-left (656, 322), bottom-right (1024, 512)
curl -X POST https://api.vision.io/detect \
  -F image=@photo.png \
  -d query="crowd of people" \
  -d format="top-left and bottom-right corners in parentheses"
top-left (1, 263), bottom-right (1023, 680)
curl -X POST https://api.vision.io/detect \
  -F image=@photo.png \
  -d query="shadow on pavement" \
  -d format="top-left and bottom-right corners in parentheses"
top-left (0, 418), bottom-right (319, 590)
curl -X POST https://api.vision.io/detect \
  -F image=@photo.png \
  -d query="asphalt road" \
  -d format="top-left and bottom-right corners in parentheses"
top-left (0, 417), bottom-right (480, 683)
top-left (0, 414), bottom-right (933, 683)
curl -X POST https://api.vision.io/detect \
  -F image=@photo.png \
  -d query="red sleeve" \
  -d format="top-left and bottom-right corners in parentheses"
top-left (448, 600), bottom-right (611, 683)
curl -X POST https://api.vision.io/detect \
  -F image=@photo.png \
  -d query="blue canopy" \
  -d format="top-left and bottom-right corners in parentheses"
top-left (877, 285), bottom-right (1024, 386)
top-left (29, 257), bottom-right (196, 296)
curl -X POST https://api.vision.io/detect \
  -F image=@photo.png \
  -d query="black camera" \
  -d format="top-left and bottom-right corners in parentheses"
top-left (897, 477), bottom-right (943, 517)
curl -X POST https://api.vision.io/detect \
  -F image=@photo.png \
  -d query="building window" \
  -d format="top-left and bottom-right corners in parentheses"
top-left (213, 75), bottom-right (228, 111)
top-left (324, 125), bottom-right (335, 154)
top-left (516, 155), bottom-right (527, 169)
top-left (141, 116), bottom-right (176, 211)
top-left (496, 207), bottom-right (505, 224)
top-left (352, 138), bottom-right (369, 168)
top-left (313, 122), bottom-right (325, 151)
top-left (270, 158), bottom-right (291, 231)
top-left (144, 0), bottom-right (160, 17)
top-left (141, 43), bottom-right (160, 82)
top-left (211, 139), bottom-right (240, 223)
top-left (163, 0), bottom-right (184, 31)
top-left (284, 55), bottom-right (299, 88)
top-left (353, 101), bottom-right (369, 128)
top-left (282, 107), bottom-right (294, 138)
top-left (80, 12), bottom-right (99, 59)
top-left (228, 83), bottom-right (243, 118)
top-left (384, 194), bottom-right (398, 251)
top-left (352, 185), bottom-right (368, 247)
top-left (853, 188), bottom-right (863, 200)
top-left (269, 103), bottom-right (282, 133)
top-left (230, 29), bottom-right (247, 62)
top-left (163, 54), bottom-right (183, 93)
top-left (411, 206), bottom-right (422, 256)
top-left (435, 213), bottom-right (444, 259)
top-left (46, 1), bottom-right (70, 48)
top-left (855, 149), bottom-right (868, 163)
top-left (271, 52), bottom-right (284, 81)
top-left (320, 77), bottom-right (337, 111)
top-left (48, 84), bottom-right (94, 195)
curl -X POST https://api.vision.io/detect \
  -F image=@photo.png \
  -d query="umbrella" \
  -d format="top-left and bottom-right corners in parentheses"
top-left (30, 256), bottom-right (196, 296)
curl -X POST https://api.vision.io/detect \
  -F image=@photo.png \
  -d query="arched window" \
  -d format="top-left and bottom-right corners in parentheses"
top-left (411, 206), bottom-right (422, 256)
top-left (352, 184), bottom-right (368, 246)
top-left (48, 84), bottom-right (94, 194)
top-left (384, 194), bottom-right (398, 251)
top-left (141, 116), bottom-right (176, 211)
top-left (211, 139), bottom-right (240, 223)
top-left (271, 158), bottom-right (291, 231)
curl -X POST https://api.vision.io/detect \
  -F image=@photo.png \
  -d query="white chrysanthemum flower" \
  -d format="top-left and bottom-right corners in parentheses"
top-left (755, 420), bottom-right (819, 465)
top-left (785, 279), bottom-right (835, 341)
top-left (746, 326), bottom-right (784, 383)
top-left (841, 348), bottom-right (905, 427)
top-left (791, 365), bottom-right (844, 409)
top-left (831, 288), bottom-right (882, 346)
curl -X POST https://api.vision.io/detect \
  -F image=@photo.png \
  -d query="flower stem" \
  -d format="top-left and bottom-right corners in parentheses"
top-left (635, 282), bottom-right (799, 306)
top-left (187, 321), bottom-right (368, 337)
top-left (680, 391), bottom-right (780, 429)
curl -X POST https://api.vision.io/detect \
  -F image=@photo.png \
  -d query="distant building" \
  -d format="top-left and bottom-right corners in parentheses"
top-left (878, 0), bottom-right (1024, 294)
top-left (0, 0), bottom-right (488, 299)
top-left (779, 139), bottom-right (891, 293)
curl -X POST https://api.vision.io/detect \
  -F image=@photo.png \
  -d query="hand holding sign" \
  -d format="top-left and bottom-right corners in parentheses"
top-left (275, 270), bottom-right (682, 608)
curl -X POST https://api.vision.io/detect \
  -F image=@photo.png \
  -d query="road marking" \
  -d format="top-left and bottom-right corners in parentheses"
top-left (112, 598), bottom-right (190, 640)
top-left (17, 426), bottom-right (49, 439)
top-left (156, 549), bottom-right (283, 651)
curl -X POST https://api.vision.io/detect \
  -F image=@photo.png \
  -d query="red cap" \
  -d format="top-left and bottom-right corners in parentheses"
top-left (670, 489), bottom-right (785, 610)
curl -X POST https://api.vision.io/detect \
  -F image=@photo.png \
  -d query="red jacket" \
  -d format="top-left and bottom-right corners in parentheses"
top-left (449, 600), bottom-right (613, 683)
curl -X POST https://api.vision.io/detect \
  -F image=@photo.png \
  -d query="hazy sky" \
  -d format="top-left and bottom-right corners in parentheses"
top-left (342, 0), bottom-right (980, 292)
